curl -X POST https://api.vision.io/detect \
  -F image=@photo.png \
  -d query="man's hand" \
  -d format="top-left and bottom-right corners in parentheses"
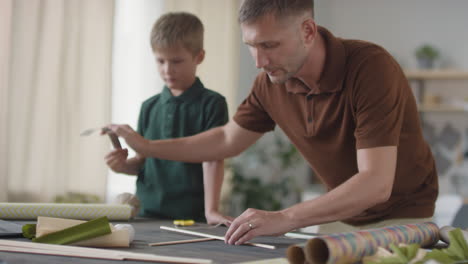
top-left (105, 148), bottom-right (130, 173)
top-left (224, 208), bottom-right (294, 245)
top-left (205, 210), bottom-right (234, 226)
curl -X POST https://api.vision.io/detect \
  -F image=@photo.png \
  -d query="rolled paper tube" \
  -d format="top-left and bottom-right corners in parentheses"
top-left (114, 224), bottom-right (135, 243)
top-left (33, 216), bottom-right (112, 245)
top-left (439, 226), bottom-right (468, 244)
top-left (304, 222), bottom-right (439, 264)
top-left (286, 244), bottom-right (307, 264)
top-left (36, 216), bottom-right (131, 247)
top-left (0, 203), bottom-right (134, 220)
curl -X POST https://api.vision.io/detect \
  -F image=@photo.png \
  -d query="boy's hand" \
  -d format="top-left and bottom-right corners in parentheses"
top-left (105, 124), bottom-right (148, 155)
top-left (205, 211), bottom-right (234, 226)
top-left (105, 148), bottom-right (130, 173)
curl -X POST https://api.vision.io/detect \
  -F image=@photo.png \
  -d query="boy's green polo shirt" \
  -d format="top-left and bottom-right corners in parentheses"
top-left (136, 78), bottom-right (228, 220)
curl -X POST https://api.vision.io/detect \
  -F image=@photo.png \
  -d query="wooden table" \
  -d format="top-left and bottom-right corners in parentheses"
top-left (0, 218), bottom-right (304, 264)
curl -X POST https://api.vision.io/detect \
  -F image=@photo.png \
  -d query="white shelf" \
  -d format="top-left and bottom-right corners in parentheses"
top-left (418, 105), bottom-right (467, 112)
top-left (405, 70), bottom-right (468, 80)
top-left (406, 70), bottom-right (468, 113)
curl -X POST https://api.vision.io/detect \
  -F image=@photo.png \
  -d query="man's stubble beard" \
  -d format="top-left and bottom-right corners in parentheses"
top-left (266, 54), bottom-right (308, 84)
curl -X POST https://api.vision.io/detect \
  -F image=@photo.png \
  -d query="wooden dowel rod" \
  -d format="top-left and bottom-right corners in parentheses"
top-left (160, 225), bottom-right (276, 250)
top-left (149, 237), bottom-right (215, 247)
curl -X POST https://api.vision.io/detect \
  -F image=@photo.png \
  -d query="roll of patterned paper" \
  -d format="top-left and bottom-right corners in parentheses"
top-left (288, 222), bottom-right (439, 264)
top-left (0, 203), bottom-right (133, 220)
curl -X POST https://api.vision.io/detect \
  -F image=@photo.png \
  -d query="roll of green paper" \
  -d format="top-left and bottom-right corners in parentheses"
top-left (33, 216), bottom-right (111, 245)
top-left (0, 203), bottom-right (132, 220)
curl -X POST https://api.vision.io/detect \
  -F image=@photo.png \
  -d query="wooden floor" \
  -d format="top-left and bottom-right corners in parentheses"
top-left (0, 218), bottom-right (304, 264)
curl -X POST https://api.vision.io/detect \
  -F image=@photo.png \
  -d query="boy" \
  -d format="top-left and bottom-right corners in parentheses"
top-left (105, 12), bottom-right (232, 224)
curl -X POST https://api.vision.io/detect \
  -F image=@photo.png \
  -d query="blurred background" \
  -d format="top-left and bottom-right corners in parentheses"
top-left (1, 0), bottom-right (468, 230)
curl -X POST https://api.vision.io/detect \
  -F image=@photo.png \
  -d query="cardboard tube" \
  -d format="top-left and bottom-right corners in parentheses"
top-left (0, 203), bottom-right (134, 220)
top-left (303, 222), bottom-right (439, 264)
top-left (36, 216), bottom-right (131, 248)
top-left (286, 244), bottom-right (307, 264)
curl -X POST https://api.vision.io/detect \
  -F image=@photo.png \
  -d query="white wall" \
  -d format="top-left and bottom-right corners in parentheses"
top-left (236, 40), bottom-right (259, 104)
top-left (107, 0), bottom-right (165, 202)
top-left (316, 0), bottom-right (468, 70)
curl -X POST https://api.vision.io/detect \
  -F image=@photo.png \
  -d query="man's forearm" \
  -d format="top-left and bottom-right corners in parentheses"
top-left (141, 125), bottom-right (246, 163)
top-left (110, 121), bottom-right (263, 164)
top-left (282, 171), bottom-right (392, 229)
top-left (145, 128), bottom-right (233, 162)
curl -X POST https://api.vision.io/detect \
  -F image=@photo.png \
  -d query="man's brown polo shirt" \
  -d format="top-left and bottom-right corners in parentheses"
top-left (233, 26), bottom-right (438, 225)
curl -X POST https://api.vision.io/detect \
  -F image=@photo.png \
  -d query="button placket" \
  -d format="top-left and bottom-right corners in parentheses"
top-left (306, 94), bottom-right (314, 135)
top-left (165, 102), bottom-right (177, 137)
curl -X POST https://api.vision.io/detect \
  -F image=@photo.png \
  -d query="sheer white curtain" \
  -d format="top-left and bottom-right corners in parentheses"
top-left (1, 0), bottom-right (114, 202)
top-left (0, 0), bottom-right (13, 202)
top-left (106, 0), bottom-right (165, 202)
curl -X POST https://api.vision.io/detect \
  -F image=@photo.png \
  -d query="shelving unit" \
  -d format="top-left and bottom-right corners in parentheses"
top-left (405, 70), bottom-right (468, 113)
top-left (418, 105), bottom-right (467, 112)
top-left (405, 70), bottom-right (468, 80)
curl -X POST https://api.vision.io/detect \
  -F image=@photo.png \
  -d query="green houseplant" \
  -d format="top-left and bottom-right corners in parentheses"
top-left (415, 44), bottom-right (439, 69)
top-left (224, 130), bottom-right (304, 216)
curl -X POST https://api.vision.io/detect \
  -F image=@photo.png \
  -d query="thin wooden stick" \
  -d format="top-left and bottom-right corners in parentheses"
top-left (160, 225), bottom-right (276, 250)
top-left (284, 231), bottom-right (320, 239)
top-left (149, 237), bottom-right (215, 247)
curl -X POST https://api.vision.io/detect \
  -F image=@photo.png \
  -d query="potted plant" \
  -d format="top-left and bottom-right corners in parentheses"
top-left (415, 44), bottom-right (439, 69)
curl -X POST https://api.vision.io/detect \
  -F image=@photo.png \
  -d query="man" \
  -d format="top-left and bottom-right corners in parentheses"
top-left (107, 0), bottom-right (438, 246)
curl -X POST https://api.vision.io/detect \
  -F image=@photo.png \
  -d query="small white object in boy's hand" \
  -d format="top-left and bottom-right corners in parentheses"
top-left (80, 127), bottom-right (111, 137)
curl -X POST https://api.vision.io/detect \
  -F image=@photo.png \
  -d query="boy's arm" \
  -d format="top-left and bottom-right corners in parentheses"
top-left (124, 154), bottom-right (145, 175)
top-left (105, 149), bottom-right (145, 175)
top-left (107, 120), bottom-right (263, 162)
top-left (203, 160), bottom-right (233, 225)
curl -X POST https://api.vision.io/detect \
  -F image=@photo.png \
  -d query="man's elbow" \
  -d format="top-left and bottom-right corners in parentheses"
top-left (375, 190), bottom-right (391, 204)
top-left (374, 180), bottom-right (393, 204)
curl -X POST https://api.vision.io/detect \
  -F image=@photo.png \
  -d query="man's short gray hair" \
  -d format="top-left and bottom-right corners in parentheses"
top-left (238, 0), bottom-right (314, 24)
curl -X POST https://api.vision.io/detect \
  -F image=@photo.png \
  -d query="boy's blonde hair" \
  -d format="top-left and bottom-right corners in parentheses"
top-left (150, 12), bottom-right (204, 55)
